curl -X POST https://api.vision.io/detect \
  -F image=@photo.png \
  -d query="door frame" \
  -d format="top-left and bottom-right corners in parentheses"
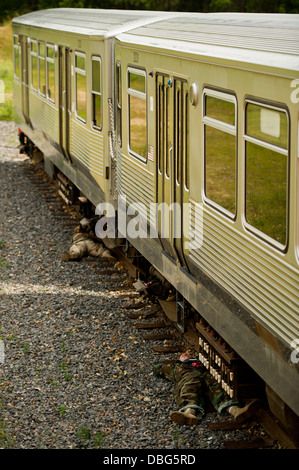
top-left (20, 35), bottom-right (30, 124)
top-left (156, 71), bottom-right (190, 268)
top-left (58, 45), bottom-right (72, 162)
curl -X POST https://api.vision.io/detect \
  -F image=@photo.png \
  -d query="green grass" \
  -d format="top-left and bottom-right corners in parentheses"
top-left (0, 21), bottom-right (14, 120)
top-left (0, 240), bottom-right (8, 279)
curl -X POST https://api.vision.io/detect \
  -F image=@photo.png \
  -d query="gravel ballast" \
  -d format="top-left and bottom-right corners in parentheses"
top-left (0, 121), bottom-right (280, 452)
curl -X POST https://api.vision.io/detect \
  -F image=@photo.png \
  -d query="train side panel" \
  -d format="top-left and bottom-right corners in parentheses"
top-left (114, 35), bottom-right (299, 417)
top-left (12, 27), bottom-right (111, 206)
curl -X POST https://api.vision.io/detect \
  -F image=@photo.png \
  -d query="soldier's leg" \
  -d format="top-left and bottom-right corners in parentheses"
top-left (62, 241), bottom-right (87, 260)
top-left (201, 369), bottom-right (261, 422)
top-left (71, 241), bottom-right (88, 257)
top-left (200, 369), bottom-right (238, 414)
top-left (154, 361), bottom-right (205, 425)
top-left (173, 364), bottom-right (205, 416)
top-left (86, 240), bottom-right (116, 260)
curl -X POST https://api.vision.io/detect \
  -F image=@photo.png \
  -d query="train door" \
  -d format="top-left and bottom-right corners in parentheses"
top-left (156, 73), bottom-right (190, 268)
top-left (59, 46), bottom-right (72, 162)
top-left (20, 36), bottom-right (30, 123)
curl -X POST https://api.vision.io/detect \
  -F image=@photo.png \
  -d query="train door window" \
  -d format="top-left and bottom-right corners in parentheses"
top-left (13, 35), bottom-right (21, 80)
top-left (75, 52), bottom-right (86, 122)
top-left (38, 41), bottom-right (46, 96)
top-left (184, 88), bottom-right (189, 191)
top-left (30, 40), bottom-right (38, 91)
top-left (116, 61), bottom-right (122, 145)
top-left (156, 74), bottom-right (170, 177)
top-left (174, 80), bottom-right (182, 185)
top-left (128, 67), bottom-right (147, 161)
top-left (245, 101), bottom-right (289, 249)
top-left (91, 56), bottom-right (102, 130)
top-left (46, 44), bottom-right (55, 103)
top-left (173, 79), bottom-right (189, 189)
top-left (203, 89), bottom-right (237, 217)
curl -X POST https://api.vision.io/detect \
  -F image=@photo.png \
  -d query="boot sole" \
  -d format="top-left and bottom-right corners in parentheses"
top-left (170, 411), bottom-right (201, 425)
top-left (235, 400), bottom-right (261, 424)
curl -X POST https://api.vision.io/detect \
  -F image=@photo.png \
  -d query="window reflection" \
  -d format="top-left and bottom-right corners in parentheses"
top-left (204, 91), bottom-right (236, 217)
top-left (75, 52), bottom-right (86, 122)
top-left (32, 55), bottom-right (38, 90)
top-left (129, 72), bottom-right (145, 93)
top-left (92, 57), bottom-right (102, 129)
top-left (38, 41), bottom-right (46, 95)
top-left (116, 62), bottom-right (122, 145)
top-left (31, 40), bottom-right (38, 91)
top-left (128, 69), bottom-right (147, 160)
top-left (46, 44), bottom-right (55, 103)
top-left (13, 36), bottom-right (20, 80)
top-left (205, 95), bottom-right (235, 126)
top-left (246, 103), bottom-right (288, 149)
top-left (245, 102), bottom-right (288, 246)
top-left (129, 94), bottom-right (147, 159)
top-left (76, 72), bottom-right (86, 121)
top-left (205, 127), bottom-right (236, 214)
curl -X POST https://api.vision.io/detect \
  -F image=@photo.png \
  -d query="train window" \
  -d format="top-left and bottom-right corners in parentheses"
top-left (205, 95), bottom-right (235, 126)
top-left (116, 61), bottom-right (122, 145)
top-left (91, 56), bottom-right (102, 130)
top-left (13, 35), bottom-right (21, 80)
top-left (203, 89), bottom-right (237, 217)
top-left (173, 79), bottom-right (189, 188)
top-left (245, 101), bottom-right (289, 248)
top-left (246, 103), bottom-right (288, 149)
top-left (174, 81), bottom-right (182, 185)
top-left (31, 40), bottom-right (37, 54)
top-left (184, 88), bottom-right (189, 190)
top-left (165, 85), bottom-right (170, 177)
top-left (46, 44), bottom-right (55, 103)
top-left (38, 41), bottom-right (46, 96)
top-left (30, 40), bottom-right (38, 91)
top-left (128, 67), bottom-right (147, 161)
top-left (156, 74), bottom-right (171, 178)
top-left (75, 52), bottom-right (86, 122)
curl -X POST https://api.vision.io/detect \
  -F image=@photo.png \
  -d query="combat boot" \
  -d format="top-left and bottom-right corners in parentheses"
top-left (170, 408), bottom-right (202, 425)
top-left (229, 399), bottom-right (261, 423)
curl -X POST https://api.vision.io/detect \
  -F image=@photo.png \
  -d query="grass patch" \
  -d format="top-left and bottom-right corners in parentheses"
top-left (0, 240), bottom-right (8, 279)
top-left (75, 427), bottom-right (105, 448)
top-left (0, 21), bottom-right (14, 121)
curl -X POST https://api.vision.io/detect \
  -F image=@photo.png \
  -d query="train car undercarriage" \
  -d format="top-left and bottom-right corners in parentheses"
top-left (16, 132), bottom-right (299, 447)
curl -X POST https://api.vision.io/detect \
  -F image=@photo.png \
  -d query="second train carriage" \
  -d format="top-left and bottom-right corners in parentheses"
top-left (12, 9), bottom-right (299, 423)
top-left (114, 13), bottom-right (299, 420)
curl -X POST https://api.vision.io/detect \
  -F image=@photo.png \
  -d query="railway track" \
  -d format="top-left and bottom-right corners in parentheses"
top-left (15, 151), bottom-right (296, 450)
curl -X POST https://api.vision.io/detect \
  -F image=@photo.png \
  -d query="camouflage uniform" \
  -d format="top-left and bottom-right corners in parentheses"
top-left (153, 359), bottom-right (238, 417)
top-left (65, 233), bottom-right (115, 261)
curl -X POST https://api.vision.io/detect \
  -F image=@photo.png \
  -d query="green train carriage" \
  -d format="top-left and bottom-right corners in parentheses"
top-left (114, 13), bottom-right (299, 422)
top-left (12, 9), bottom-right (299, 427)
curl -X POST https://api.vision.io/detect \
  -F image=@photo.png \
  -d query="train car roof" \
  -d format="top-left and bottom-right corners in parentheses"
top-left (116, 13), bottom-right (299, 73)
top-left (12, 8), bottom-right (176, 39)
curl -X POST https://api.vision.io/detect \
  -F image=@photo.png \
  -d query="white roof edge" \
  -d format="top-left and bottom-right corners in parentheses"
top-left (115, 32), bottom-right (299, 73)
top-left (102, 12), bottom-right (179, 39)
top-left (11, 8), bottom-right (179, 39)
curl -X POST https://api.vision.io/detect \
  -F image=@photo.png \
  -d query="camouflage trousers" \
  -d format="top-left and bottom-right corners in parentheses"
top-left (153, 360), bottom-right (238, 416)
top-left (69, 233), bottom-right (114, 260)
